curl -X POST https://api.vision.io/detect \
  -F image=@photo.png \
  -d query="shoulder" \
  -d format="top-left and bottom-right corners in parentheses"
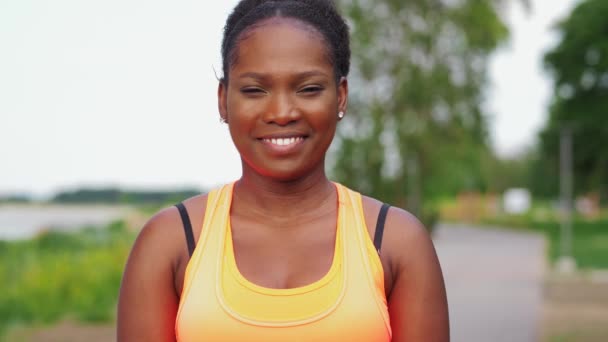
top-left (129, 193), bottom-right (209, 273)
top-left (141, 192), bottom-right (210, 241)
top-left (129, 205), bottom-right (186, 271)
top-left (359, 195), bottom-right (437, 294)
top-left (359, 194), bottom-right (431, 257)
top-left (380, 204), bottom-right (435, 272)
top-left (117, 193), bottom-right (209, 340)
top-left (360, 195), bottom-right (449, 341)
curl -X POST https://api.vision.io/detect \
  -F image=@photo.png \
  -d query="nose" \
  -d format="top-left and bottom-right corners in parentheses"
top-left (262, 91), bottom-right (300, 126)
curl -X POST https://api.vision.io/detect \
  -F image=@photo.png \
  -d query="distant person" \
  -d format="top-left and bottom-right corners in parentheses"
top-left (117, 0), bottom-right (449, 341)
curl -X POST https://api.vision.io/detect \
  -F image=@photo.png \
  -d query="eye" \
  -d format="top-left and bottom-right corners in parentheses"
top-left (241, 87), bottom-right (266, 95)
top-left (299, 85), bottom-right (324, 94)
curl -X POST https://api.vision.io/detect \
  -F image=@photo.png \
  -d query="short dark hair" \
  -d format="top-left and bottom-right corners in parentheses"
top-left (221, 0), bottom-right (350, 83)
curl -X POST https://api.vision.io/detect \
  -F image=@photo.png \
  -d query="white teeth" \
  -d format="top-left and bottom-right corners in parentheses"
top-left (264, 137), bottom-right (303, 146)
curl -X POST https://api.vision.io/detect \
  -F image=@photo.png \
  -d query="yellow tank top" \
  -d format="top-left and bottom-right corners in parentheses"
top-left (175, 182), bottom-right (392, 341)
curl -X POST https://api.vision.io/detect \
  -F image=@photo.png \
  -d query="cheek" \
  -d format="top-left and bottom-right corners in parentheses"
top-left (227, 117), bottom-right (252, 149)
top-left (301, 99), bottom-right (338, 130)
top-left (226, 96), bottom-right (257, 131)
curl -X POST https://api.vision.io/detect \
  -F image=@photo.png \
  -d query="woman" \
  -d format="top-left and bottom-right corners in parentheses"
top-left (117, 0), bottom-right (449, 341)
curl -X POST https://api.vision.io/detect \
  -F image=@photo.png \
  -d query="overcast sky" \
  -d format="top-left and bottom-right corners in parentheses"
top-left (0, 0), bottom-right (579, 197)
top-left (488, 0), bottom-right (579, 158)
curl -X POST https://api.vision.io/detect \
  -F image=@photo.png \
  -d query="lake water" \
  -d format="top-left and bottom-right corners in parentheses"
top-left (0, 204), bottom-right (134, 240)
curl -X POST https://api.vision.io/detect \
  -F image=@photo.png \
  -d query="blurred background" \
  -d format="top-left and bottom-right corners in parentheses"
top-left (1, 0), bottom-right (606, 341)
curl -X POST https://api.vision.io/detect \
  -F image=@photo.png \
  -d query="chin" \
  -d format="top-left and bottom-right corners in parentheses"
top-left (259, 168), bottom-right (310, 183)
top-left (250, 161), bottom-right (323, 183)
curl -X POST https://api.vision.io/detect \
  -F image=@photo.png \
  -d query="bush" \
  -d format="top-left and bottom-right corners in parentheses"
top-left (0, 221), bottom-right (135, 337)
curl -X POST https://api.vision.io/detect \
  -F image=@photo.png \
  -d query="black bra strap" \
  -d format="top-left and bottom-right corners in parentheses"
top-left (374, 203), bottom-right (390, 253)
top-left (175, 203), bottom-right (195, 257)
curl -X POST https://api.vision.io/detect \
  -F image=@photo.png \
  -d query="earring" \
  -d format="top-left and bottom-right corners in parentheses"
top-left (338, 111), bottom-right (345, 119)
top-left (220, 116), bottom-right (227, 124)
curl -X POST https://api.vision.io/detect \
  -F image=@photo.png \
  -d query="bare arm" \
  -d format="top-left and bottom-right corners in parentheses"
top-left (383, 209), bottom-right (449, 342)
top-left (117, 208), bottom-right (182, 341)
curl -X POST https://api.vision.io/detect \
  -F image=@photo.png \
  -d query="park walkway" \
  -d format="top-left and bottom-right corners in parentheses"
top-left (433, 223), bottom-right (547, 342)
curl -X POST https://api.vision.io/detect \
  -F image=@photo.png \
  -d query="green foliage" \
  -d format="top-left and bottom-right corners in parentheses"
top-left (479, 151), bottom-right (533, 194)
top-left (0, 195), bottom-right (31, 204)
top-left (0, 221), bottom-right (135, 337)
top-left (52, 188), bottom-right (201, 205)
top-left (332, 0), bottom-right (516, 227)
top-left (541, 0), bottom-right (608, 200)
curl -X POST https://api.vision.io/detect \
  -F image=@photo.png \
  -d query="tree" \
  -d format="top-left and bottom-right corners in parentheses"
top-left (541, 0), bottom-right (608, 201)
top-left (332, 0), bottom-right (518, 226)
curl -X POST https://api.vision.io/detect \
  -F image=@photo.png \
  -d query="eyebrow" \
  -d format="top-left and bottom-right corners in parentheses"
top-left (237, 70), bottom-right (329, 81)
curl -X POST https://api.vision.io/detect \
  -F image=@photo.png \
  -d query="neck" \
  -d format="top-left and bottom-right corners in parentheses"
top-left (232, 163), bottom-right (336, 222)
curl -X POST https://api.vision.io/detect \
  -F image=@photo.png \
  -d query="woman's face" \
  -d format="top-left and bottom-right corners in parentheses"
top-left (219, 18), bottom-right (348, 181)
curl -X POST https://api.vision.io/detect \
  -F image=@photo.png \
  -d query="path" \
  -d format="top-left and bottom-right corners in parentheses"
top-left (433, 223), bottom-right (546, 342)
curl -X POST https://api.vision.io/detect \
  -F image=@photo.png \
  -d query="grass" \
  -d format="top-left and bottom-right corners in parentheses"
top-left (0, 221), bottom-right (135, 338)
top-left (482, 215), bottom-right (608, 269)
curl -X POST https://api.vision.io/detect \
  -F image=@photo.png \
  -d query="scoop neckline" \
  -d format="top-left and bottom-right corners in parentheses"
top-left (224, 182), bottom-right (343, 296)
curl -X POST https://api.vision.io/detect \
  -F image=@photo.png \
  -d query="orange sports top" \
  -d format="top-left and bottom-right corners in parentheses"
top-left (175, 182), bottom-right (392, 341)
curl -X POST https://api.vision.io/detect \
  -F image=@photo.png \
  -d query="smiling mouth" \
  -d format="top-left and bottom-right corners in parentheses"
top-left (260, 136), bottom-right (306, 146)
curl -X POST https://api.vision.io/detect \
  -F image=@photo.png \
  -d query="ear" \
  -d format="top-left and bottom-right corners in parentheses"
top-left (337, 77), bottom-right (348, 116)
top-left (218, 80), bottom-right (228, 123)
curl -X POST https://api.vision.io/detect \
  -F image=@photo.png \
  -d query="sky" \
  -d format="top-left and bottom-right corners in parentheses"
top-left (487, 0), bottom-right (579, 157)
top-left (0, 0), bottom-right (580, 198)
